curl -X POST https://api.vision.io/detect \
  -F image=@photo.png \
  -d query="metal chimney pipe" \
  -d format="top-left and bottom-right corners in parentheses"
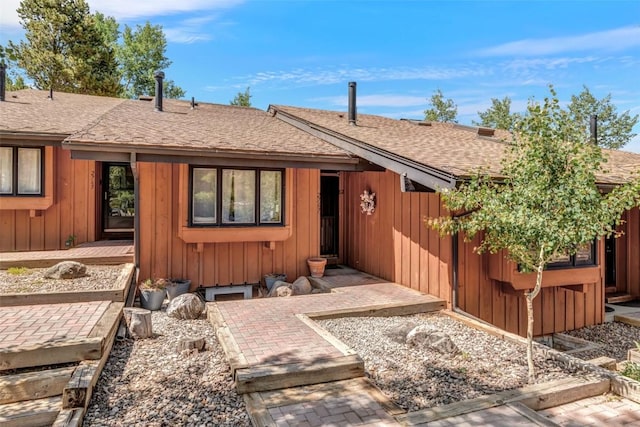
top-left (154, 70), bottom-right (165, 112)
top-left (589, 114), bottom-right (598, 145)
top-left (0, 63), bottom-right (6, 102)
top-left (348, 81), bottom-right (357, 125)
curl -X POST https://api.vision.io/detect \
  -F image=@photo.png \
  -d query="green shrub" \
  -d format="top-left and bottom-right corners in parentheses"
top-left (622, 362), bottom-right (640, 382)
top-left (7, 267), bottom-right (29, 275)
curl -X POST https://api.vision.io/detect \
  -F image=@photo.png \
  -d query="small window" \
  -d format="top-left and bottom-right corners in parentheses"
top-left (0, 146), bottom-right (43, 196)
top-left (547, 242), bottom-right (596, 269)
top-left (190, 167), bottom-right (284, 226)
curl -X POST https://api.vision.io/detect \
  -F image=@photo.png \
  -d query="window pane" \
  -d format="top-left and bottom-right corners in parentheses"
top-left (260, 170), bottom-right (282, 223)
top-left (222, 169), bottom-right (255, 224)
top-left (17, 148), bottom-right (41, 194)
top-left (0, 147), bottom-right (12, 194)
top-left (192, 168), bottom-right (217, 224)
top-left (548, 251), bottom-right (571, 265)
top-left (576, 242), bottom-right (594, 265)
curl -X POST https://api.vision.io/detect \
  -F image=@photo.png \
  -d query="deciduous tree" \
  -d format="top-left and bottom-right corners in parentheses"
top-left (568, 86), bottom-right (638, 150)
top-left (118, 22), bottom-right (185, 99)
top-left (428, 88), bottom-right (640, 382)
top-left (424, 89), bottom-right (457, 123)
top-left (230, 87), bottom-right (252, 107)
top-left (474, 96), bottom-right (517, 131)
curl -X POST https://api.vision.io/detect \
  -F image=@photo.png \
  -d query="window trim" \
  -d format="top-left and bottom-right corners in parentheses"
top-left (178, 164), bottom-right (293, 244)
top-left (546, 241), bottom-right (597, 270)
top-left (188, 165), bottom-right (285, 227)
top-left (0, 145), bottom-right (53, 212)
top-left (0, 146), bottom-right (45, 197)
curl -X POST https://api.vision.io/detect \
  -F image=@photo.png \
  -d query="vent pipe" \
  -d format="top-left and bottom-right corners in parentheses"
top-left (0, 63), bottom-right (5, 102)
top-left (348, 81), bottom-right (357, 125)
top-left (589, 114), bottom-right (598, 145)
top-left (154, 70), bottom-right (165, 112)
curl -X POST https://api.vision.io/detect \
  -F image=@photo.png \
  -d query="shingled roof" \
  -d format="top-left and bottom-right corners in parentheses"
top-left (271, 105), bottom-right (640, 186)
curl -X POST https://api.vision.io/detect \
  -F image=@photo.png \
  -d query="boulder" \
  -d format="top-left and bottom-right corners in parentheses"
top-left (268, 280), bottom-right (291, 297)
top-left (44, 261), bottom-right (87, 279)
top-left (406, 325), bottom-right (459, 355)
top-left (167, 293), bottom-right (205, 320)
top-left (385, 321), bottom-right (419, 344)
top-left (291, 276), bottom-right (312, 295)
top-left (273, 285), bottom-right (293, 297)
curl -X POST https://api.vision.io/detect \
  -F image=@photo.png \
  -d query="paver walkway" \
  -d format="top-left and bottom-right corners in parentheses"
top-left (0, 240), bottom-right (133, 268)
top-left (540, 394), bottom-right (640, 426)
top-left (0, 300), bottom-right (110, 348)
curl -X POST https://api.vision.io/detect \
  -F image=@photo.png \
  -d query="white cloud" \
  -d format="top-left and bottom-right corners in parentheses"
top-left (478, 26), bottom-right (640, 57)
top-left (1, 0), bottom-right (243, 30)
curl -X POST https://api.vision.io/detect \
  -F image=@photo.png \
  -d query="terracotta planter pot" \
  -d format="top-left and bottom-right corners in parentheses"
top-left (307, 257), bottom-right (327, 278)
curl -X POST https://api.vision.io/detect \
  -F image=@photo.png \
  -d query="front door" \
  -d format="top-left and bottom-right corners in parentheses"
top-left (102, 163), bottom-right (134, 238)
top-left (605, 234), bottom-right (616, 287)
top-left (320, 173), bottom-right (340, 257)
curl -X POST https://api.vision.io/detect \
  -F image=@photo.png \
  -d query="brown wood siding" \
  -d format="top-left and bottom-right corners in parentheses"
top-left (623, 207), bottom-right (640, 297)
top-left (342, 170), bottom-right (452, 303)
top-left (0, 147), bottom-right (96, 252)
top-left (137, 163), bottom-right (321, 286)
top-left (459, 235), bottom-right (604, 336)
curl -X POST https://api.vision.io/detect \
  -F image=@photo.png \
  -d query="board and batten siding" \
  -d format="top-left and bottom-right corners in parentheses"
top-left (342, 170), bottom-right (452, 303)
top-left (618, 207), bottom-right (640, 297)
top-left (0, 146), bottom-right (97, 251)
top-left (137, 163), bottom-right (321, 287)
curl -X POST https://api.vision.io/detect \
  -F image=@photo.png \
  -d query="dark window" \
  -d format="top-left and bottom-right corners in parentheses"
top-left (190, 167), bottom-right (283, 226)
top-left (0, 146), bottom-right (44, 196)
top-left (547, 241), bottom-right (596, 269)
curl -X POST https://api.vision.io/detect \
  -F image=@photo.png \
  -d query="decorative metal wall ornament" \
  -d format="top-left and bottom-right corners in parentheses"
top-left (360, 189), bottom-right (376, 215)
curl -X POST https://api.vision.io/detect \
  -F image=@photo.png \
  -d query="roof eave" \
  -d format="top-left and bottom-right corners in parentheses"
top-left (270, 106), bottom-right (457, 190)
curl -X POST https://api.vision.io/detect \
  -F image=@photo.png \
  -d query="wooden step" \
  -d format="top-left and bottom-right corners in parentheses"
top-left (606, 293), bottom-right (636, 304)
top-left (0, 337), bottom-right (103, 371)
top-left (0, 396), bottom-right (61, 427)
top-left (0, 366), bottom-right (75, 404)
top-left (605, 286), bottom-right (617, 294)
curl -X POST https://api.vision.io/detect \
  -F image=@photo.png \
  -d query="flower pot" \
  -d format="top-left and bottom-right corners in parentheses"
top-left (264, 274), bottom-right (287, 291)
top-left (166, 279), bottom-right (191, 300)
top-left (307, 257), bottom-right (327, 278)
top-left (140, 288), bottom-right (166, 311)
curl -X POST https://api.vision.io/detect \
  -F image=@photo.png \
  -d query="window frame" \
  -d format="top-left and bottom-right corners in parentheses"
top-left (546, 241), bottom-right (597, 270)
top-left (0, 146), bottom-right (45, 197)
top-left (188, 166), bottom-right (285, 227)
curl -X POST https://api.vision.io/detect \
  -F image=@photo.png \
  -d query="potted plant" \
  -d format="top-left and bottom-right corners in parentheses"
top-left (139, 278), bottom-right (168, 311)
top-left (307, 257), bottom-right (327, 278)
top-left (264, 273), bottom-right (287, 292)
top-left (166, 278), bottom-right (192, 301)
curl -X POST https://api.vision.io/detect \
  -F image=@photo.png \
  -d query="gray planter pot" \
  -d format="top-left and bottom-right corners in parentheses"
top-left (140, 288), bottom-right (166, 311)
top-left (167, 279), bottom-right (191, 301)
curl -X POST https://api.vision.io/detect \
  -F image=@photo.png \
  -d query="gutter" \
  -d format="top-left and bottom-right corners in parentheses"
top-left (130, 152), bottom-right (140, 289)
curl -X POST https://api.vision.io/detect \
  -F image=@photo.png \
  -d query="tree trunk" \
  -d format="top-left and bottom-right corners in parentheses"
top-left (123, 307), bottom-right (152, 339)
top-left (525, 247), bottom-right (545, 383)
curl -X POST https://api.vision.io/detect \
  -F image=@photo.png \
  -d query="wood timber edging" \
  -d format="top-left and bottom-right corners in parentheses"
top-left (0, 263), bottom-right (135, 307)
top-left (206, 303), bottom-right (249, 375)
top-left (395, 376), bottom-right (610, 425)
top-left (0, 366), bottom-right (76, 405)
top-left (0, 337), bottom-right (103, 372)
top-left (443, 309), bottom-right (640, 405)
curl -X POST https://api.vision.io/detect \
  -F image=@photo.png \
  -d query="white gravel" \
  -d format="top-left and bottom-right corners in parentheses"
top-left (84, 308), bottom-right (250, 427)
top-left (0, 265), bottom-right (124, 293)
top-left (318, 312), bottom-right (593, 412)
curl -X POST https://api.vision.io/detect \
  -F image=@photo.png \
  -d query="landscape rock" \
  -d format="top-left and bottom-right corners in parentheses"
top-left (44, 261), bottom-right (87, 279)
top-left (385, 321), bottom-right (419, 343)
top-left (177, 336), bottom-right (206, 353)
top-left (273, 285), bottom-right (293, 297)
top-left (291, 276), bottom-right (312, 295)
top-left (167, 293), bottom-right (205, 320)
top-left (406, 325), bottom-right (459, 355)
top-left (268, 280), bottom-right (291, 297)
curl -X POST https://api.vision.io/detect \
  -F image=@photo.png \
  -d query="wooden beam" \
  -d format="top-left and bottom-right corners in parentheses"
top-left (305, 299), bottom-right (446, 321)
top-left (0, 289), bottom-right (125, 307)
top-left (0, 396), bottom-right (61, 427)
top-left (235, 354), bottom-right (364, 394)
top-left (560, 284), bottom-right (588, 293)
top-left (0, 337), bottom-right (103, 371)
top-left (0, 366), bottom-right (75, 404)
top-left (52, 408), bottom-right (84, 427)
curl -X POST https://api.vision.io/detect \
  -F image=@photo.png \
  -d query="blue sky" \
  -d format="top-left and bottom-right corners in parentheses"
top-left (2, 0), bottom-right (639, 152)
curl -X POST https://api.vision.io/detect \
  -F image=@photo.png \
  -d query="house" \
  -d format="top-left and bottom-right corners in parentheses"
top-left (1, 80), bottom-right (639, 338)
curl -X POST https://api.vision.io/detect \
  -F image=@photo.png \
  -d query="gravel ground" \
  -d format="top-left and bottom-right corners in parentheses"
top-left (564, 321), bottom-right (640, 362)
top-left (0, 264), bottom-right (125, 293)
top-left (318, 312), bottom-right (594, 412)
top-left (84, 308), bottom-right (250, 427)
